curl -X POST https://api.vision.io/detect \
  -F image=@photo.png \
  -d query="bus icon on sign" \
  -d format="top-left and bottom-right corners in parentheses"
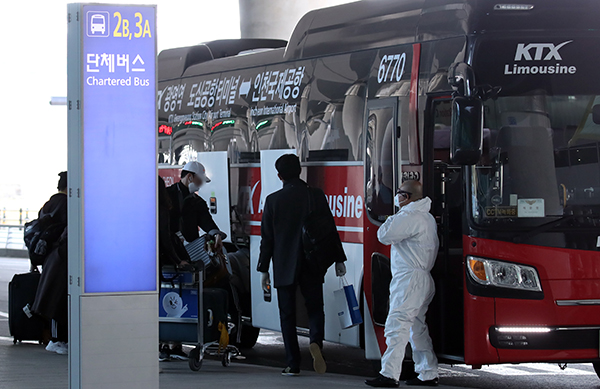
top-left (91, 15), bottom-right (105, 34)
top-left (86, 11), bottom-right (109, 37)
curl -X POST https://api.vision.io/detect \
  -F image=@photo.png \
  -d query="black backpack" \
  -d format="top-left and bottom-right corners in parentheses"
top-left (301, 187), bottom-right (347, 276)
top-left (24, 205), bottom-right (65, 266)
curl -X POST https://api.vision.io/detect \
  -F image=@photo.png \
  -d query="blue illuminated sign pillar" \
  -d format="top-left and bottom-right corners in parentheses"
top-left (67, 4), bottom-right (157, 388)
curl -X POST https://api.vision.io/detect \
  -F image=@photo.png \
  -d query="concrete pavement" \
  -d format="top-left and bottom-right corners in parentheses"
top-left (2, 257), bottom-right (598, 389)
top-left (0, 337), bottom-right (464, 389)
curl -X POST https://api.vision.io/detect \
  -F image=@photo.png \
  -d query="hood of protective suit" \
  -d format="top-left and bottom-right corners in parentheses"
top-left (400, 197), bottom-right (432, 214)
top-left (377, 197), bottom-right (439, 276)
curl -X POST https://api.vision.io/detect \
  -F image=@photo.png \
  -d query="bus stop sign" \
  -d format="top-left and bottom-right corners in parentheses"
top-left (81, 5), bottom-right (157, 293)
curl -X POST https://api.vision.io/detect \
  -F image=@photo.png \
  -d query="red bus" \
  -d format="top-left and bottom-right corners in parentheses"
top-left (157, 0), bottom-right (600, 377)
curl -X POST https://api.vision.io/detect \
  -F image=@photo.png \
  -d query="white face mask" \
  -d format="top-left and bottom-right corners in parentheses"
top-left (394, 194), bottom-right (402, 208)
top-left (188, 182), bottom-right (201, 193)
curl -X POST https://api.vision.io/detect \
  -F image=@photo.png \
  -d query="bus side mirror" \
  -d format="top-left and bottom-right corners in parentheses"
top-left (450, 96), bottom-right (483, 165)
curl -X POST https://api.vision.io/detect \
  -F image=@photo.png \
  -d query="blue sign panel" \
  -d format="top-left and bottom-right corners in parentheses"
top-left (82, 5), bottom-right (156, 293)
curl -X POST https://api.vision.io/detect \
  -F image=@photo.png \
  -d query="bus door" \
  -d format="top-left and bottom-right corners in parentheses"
top-left (363, 97), bottom-right (398, 358)
top-left (424, 96), bottom-right (465, 362)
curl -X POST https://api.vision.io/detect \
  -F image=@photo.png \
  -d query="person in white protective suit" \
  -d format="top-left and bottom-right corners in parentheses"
top-left (365, 180), bottom-right (439, 387)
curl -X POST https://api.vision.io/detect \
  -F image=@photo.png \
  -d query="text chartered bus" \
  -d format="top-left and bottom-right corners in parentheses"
top-left (157, 0), bottom-right (600, 376)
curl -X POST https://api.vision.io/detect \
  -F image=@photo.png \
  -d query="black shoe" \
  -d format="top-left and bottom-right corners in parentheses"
top-left (159, 344), bottom-right (170, 362)
top-left (405, 377), bottom-right (439, 386)
top-left (282, 367), bottom-right (300, 376)
top-left (158, 351), bottom-right (170, 362)
top-left (365, 374), bottom-right (399, 387)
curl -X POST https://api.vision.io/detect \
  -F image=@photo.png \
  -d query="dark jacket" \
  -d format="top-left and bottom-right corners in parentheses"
top-left (257, 178), bottom-right (331, 288)
top-left (39, 193), bottom-right (68, 227)
top-left (32, 230), bottom-right (67, 321)
top-left (32, 193), bottom-right (68, 321)
top-left (166, 181), bottom-right (225, 242)
top-left (158, 204), bottom-right (190, 268)
top-left (181, 193), bottom-right (223, 242)
top-left (165, 181), bottom-right (190, 233)
top-left (32, 193), bottom-right (68, 322)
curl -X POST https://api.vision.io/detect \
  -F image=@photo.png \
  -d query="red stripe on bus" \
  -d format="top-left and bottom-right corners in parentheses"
top-left (409, 43), bottom-right (422, 165)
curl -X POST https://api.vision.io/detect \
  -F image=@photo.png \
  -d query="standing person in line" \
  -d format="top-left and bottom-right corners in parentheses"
top-left (164, 161), bottom-right (227, 360)
top-left (158, 176), bottom-right (192, 362)
top-left (365, 180), bottom-right (439, 387)
top-left (32, 172), bottom-right (68, 355)
top-left (257, 154), bottom-right (347, 376)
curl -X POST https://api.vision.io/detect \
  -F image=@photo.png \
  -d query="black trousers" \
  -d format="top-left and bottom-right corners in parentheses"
top-left (276, 280), bottom-right (325, 370)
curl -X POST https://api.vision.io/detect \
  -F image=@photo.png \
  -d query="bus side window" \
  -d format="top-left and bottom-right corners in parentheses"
top-left (172, 123), bottom-right (210, 165)
top-left (210, 117), bottom-right (250, 163)
top-left (158, 136), bottom-right (171, 165)
top-left (255, 115), bottom-right (290, 151)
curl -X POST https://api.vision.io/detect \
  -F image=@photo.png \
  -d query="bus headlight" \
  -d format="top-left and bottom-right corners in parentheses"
top-left (467, 256), bottom-right (542, 292)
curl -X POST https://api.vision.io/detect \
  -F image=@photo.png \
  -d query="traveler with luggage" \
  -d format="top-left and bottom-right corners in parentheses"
top-left (158, 176), bottom-right (193, 362)
top-left (257, 154), bottom-right (347, 376)
top-left (31, 172), bottom-right (69, 354)
top-left (164, 162), bottom-right (228, 360)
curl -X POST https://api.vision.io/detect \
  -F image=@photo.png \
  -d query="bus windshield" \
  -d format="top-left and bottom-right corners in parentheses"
top-left (470, 94), bottom-right (600, 227)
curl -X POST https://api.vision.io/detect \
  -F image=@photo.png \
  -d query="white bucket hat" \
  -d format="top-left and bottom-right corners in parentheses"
top-left (182, 161), bottom-right (211, 183)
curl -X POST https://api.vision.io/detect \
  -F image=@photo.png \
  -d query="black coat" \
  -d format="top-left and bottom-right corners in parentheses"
top-left (166, 181), bottom-right (224, 242)
top-left (32, 229), bottom-right (67, 321)
top-left (39, 193), bottom-right (67, 226)
top-left (158, 204), bottom-right (190, 268)
top-left (257, 178), bottom-right (331, 288)
top-left (31, 193), bottom-right (68, 320)
top-left (165, 181), bottom-right (190, 233)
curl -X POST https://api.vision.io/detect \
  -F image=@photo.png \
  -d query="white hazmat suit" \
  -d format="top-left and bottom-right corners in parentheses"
top-left (377, 197), bottom-right (439, 382)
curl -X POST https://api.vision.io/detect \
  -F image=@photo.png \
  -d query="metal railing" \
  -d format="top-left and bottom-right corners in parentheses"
top-left (0, 225), bottom-right (26, 251)
top-left (1, 208), bottom-right (31, 226)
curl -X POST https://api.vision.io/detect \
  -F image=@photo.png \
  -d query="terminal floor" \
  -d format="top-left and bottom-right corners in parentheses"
top-left (0, 337), bottom-right (467, 389)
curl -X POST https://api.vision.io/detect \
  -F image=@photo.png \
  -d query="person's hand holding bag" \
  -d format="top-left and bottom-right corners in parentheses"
top-left (335, 262), bottom-right (346, 277)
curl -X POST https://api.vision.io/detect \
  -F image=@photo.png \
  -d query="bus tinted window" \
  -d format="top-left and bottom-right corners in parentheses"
top-left (171, 123), bottom-right (209, 165)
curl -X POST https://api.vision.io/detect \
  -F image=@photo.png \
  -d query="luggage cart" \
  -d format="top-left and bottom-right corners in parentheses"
top-left (186, 266), bottom-right (243, 371)
top-left (159, 262), bottom-right (242, 371)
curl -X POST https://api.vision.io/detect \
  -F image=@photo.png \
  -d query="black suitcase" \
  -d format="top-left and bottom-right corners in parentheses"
top-left (8, 271), bottom-right (44, 343)
top-left (203, 287), bottom-right (229, 343)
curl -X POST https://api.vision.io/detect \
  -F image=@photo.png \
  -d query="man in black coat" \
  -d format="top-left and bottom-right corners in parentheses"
top-left (257, 154), bottom-right (346, 376)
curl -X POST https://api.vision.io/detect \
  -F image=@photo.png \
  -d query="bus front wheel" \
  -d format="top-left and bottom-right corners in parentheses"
top-left (238, 325), bottom-right (260, 349)
top-left (592, 362), bottom-right (600, 380)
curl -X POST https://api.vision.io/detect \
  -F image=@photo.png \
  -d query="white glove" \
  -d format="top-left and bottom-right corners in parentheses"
top-left (261, 272), bottom-right (271, 293)
top-left (335, 262), bottom-right (347, 277)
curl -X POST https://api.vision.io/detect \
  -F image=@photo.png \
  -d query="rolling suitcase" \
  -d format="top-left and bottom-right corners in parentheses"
top-left (203, 287), bottom-right (229, 343)
top-left (8, 271), bottom-right (44, 343)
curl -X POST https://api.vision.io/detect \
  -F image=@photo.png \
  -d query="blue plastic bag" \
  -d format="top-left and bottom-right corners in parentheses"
top-left (334, 277), bottom-right (363, 329)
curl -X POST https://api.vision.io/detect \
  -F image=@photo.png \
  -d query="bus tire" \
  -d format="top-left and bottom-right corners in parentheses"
top-left (593, 362), bottom-right (600, 380)
top-left (238, 325), bottom-right (260, 349)
top-left (359, 280), bottom-right (365, 350)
